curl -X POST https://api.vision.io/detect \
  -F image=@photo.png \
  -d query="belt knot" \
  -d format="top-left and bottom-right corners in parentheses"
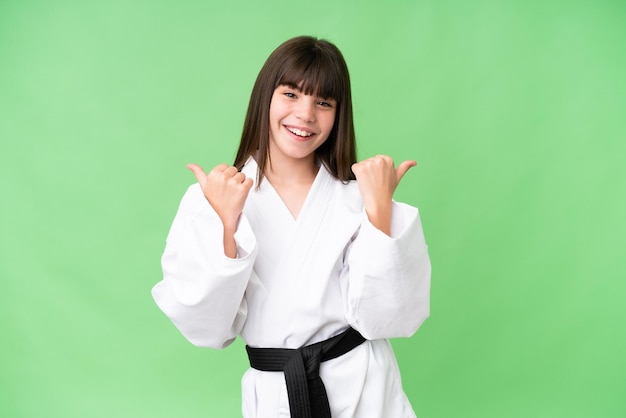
top-left (246, 327), bottom-right (366, 418)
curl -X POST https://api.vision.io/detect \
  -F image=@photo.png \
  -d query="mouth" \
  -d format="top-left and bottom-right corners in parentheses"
top-left (285, 125), bottom-right (315, 139)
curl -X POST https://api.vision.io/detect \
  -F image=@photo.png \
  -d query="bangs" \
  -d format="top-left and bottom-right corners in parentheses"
top-left (235, 36), bottom-right (356, 183)
top-left (275, 49), bottom-right (345, 101)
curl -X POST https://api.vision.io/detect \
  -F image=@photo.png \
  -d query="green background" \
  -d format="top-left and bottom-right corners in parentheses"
top-left (1, 0), bottom-right (624, 417)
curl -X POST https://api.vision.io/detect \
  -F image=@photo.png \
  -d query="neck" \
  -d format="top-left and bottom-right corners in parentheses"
top-left (264, 154), bottom-right (319, 186)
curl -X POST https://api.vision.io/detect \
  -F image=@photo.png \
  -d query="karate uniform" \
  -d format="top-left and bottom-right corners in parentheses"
top-left (152, 157), bottom-right (431, 418)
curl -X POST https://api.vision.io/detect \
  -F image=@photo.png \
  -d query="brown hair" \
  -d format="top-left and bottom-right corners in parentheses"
top-left (233, 36), bottom-right (357, 184)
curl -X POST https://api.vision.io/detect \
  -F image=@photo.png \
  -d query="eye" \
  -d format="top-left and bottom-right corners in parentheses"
top-left (284, 91), bottom-right (297, 99)
top-left (317, 100), bottom-right (334, 108)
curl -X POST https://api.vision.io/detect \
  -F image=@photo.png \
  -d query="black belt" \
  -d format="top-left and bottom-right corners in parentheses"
top-left (245, 327), bottom-right (366, 418)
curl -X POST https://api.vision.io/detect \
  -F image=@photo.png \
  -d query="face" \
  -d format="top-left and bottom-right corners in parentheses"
top-left (267, 84), bottom-right (337, 167)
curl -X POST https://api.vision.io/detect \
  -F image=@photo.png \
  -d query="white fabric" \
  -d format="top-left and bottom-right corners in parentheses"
top-left (152, 158), bottom-right (431, 418)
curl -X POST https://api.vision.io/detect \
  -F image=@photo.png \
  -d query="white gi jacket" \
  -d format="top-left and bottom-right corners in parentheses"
top-left (152, 157), bottom-right (431, 418)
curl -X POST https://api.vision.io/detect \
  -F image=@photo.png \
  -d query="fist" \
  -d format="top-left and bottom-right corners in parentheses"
top-left (187, 163), bottom-right (254, 229)
top-left (351, 155), bottom-right (416, 235)
top-left (351, 155), bottom-right (416, 207)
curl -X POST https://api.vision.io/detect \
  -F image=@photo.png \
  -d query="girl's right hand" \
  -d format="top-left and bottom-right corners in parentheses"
top-left (187, 163), bottom-right (254, 230)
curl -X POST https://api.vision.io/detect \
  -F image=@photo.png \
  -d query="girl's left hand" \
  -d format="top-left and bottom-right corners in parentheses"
top-left (352, 155), bottom-right (416, 235)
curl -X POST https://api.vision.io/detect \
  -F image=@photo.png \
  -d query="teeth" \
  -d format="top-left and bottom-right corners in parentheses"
top-left (287, 127), bottom-right (313, 137)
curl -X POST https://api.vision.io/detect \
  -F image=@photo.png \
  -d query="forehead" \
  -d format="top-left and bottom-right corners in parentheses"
top-left (276, 62), bottom-right (343, 101)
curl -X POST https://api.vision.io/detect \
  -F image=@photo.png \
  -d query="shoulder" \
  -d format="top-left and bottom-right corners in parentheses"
top-left (176, 183), bottom-right (212, 215)
top-left (334, 178), bottom-right (361, 201)
top-left (241, 157), bottom-right (258, 181)
top-left (182, 183), bottom-right (204, 202)
top-left (327, 175), bottom-right (363, 216)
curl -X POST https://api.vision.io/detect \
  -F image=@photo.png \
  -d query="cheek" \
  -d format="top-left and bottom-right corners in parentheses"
top-left (322, 112), bottom-right (337, 133)
top-left (268, 100), bottom-right (283, 124)
top-left (268, 107), bottom-right (278, 125)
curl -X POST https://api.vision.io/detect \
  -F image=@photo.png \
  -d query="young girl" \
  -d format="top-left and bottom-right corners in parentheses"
top-left (152, 36), bottom-right (431, 418)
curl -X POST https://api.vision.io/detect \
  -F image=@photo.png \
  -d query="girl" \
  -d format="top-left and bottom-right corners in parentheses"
top-left (152, 36), bottom-right (431, 418)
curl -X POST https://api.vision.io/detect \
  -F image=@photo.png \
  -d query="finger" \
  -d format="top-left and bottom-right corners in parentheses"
top-left (396, 160), bottom-right (417, 183)
top-left (213, 163), bottom-right (230, 172)
top-left (239, 177), bottom-right (254, 197)
top-left (233, 172), bottom-right (247, 183)
top-left (243, 177), bottom-right (254, 191)
top-left (351, 162), bottom-right (362, 176)
top-left (222, 166), bottom-right (239, 177)
top-left (187, 163), bottom-right (208, 184)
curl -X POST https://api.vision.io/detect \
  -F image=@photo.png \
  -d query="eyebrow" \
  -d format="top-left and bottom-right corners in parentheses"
top-left (281, 83), bottom-right (303, 92)
top-left (280, 83), bottom-right (335, 101)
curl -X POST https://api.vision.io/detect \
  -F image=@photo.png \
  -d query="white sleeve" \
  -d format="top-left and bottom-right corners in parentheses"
top-left (344, 202), bottom-right (431, 340)
top-left (151, 184), bottom-right (257, 349)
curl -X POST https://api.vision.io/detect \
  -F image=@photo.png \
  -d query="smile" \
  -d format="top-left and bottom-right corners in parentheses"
top-left (285, 126), bottom-right (314, 138)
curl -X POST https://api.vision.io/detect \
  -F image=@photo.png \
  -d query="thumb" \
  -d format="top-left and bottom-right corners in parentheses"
top-left (396, 160), bottom-right (417, 184)
top-left (187, 163), bottom-right (208, 185)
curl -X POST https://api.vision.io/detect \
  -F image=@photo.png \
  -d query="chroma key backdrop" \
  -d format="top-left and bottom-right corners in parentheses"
top-left (1, 1), bottom-right (624, 417)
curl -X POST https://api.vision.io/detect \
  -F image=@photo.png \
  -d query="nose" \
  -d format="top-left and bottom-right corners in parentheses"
top-left (295, 97), bottom-right (316, 122)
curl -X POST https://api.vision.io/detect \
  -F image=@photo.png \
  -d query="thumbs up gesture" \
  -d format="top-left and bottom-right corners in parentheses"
top-left (187, 163), bottom-right (254, 231)
top-left (351, 155), bottom-right (416, 236)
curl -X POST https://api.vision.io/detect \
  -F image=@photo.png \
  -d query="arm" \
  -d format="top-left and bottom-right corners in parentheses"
top-left (151, 184), bottom-right (258, 349)
top-left (344, 202), bottom-right (431, 340)
top-left (347, 155), bottom-right (430, 339)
